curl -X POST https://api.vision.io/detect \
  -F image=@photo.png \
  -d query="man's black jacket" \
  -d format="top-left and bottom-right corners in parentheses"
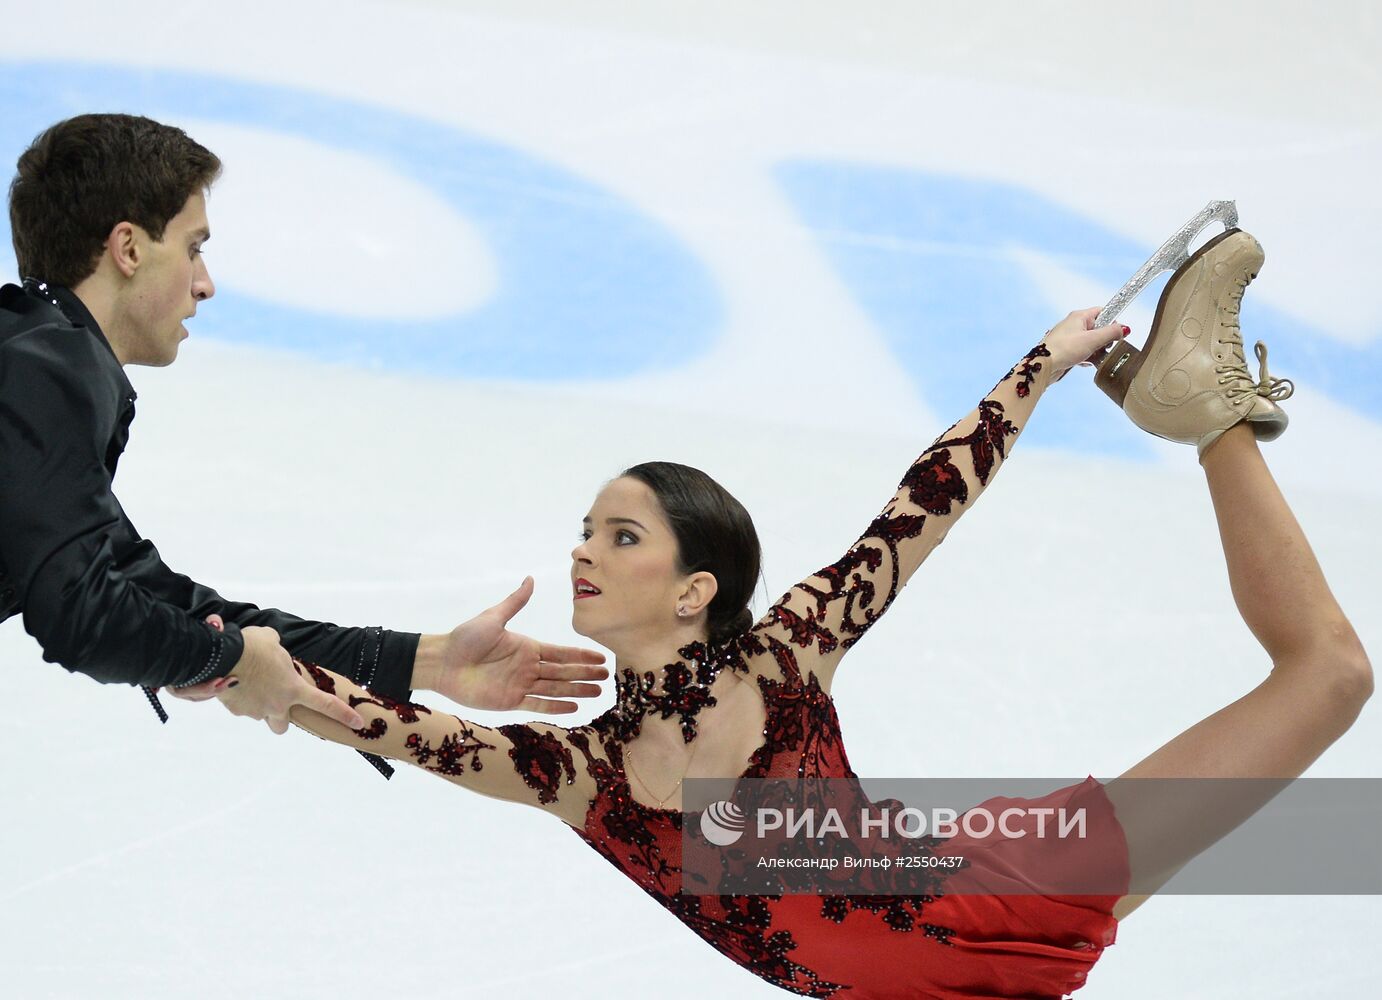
top-left (0, 279), bottom-right (418, 703)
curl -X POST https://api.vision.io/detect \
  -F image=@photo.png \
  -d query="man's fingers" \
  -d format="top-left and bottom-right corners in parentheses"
top-left (543, 662), bottom-right (611, 683)
top-left (537, 642), bottom-right (607, 668)
top-left (565, 683), bottom-right (604, 697)
top-left (169, 677), bottom-right (227, 701)
top-left (172, 687), bottom-right (216, 702)
top-left (522, 676), bottom-right (605, 698)
top-left (520, 696), bottom-right (578, 714)
top-left (490, 576), bottom-right (535, 623)
top-left (308, 688), bottom-right (367, 731)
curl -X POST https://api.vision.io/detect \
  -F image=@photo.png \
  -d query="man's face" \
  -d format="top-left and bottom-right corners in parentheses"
top-left (124, 190), bottom-right (215, 366)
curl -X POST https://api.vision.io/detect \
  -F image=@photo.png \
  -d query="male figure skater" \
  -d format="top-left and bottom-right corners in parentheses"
top-left (0, 113), bottom-right (605, 757)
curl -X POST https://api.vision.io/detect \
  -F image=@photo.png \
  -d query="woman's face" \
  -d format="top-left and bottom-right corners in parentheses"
top-left (571, 477), bottom-right (689, 647)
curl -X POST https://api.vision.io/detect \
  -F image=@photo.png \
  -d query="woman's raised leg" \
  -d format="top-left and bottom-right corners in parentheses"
top-left (1104, 421), bottom-right (1373, 920)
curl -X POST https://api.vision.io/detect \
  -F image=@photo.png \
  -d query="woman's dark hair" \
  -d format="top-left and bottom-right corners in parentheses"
top-left (9, 113), bottom-right (222, 287)
top-left (621, 461), bottom-right (761, 645)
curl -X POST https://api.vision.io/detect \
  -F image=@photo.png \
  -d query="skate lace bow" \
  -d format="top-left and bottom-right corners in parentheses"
top-left (1217, 279), bottom-right (1295, 404)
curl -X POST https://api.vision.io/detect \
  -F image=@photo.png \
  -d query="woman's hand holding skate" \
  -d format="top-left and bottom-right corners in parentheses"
top-left (1041, 307), bottom-right (1130, 383)
top-left (413, 576), bottom-right (609, 714)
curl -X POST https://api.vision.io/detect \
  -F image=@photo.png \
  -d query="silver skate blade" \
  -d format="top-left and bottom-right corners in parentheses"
top-left (1093, 199), bottom-right (1239, 330)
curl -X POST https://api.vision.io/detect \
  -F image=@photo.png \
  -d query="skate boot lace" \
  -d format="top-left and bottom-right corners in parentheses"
top-left (1216, 275), bottom-right (1296, 405)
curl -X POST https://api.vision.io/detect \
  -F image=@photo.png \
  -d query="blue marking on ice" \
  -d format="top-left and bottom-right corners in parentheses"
top-left (0, 61), bottom-right (722, 380)
top-left (776, 163), bottom-right (1374, 457)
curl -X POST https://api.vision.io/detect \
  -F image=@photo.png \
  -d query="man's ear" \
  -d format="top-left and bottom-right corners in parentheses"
top-left (680, 571), bottom-right (719, 617)
top-left (107, 221), bottom-right (141, 278)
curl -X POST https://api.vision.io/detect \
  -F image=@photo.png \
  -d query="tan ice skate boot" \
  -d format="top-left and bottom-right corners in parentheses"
top-left (1092, 228), bottom-right (1295, 460)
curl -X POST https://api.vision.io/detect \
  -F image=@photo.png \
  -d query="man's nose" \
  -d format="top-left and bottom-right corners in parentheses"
top-left (193, 260), bottom-right (216, 301)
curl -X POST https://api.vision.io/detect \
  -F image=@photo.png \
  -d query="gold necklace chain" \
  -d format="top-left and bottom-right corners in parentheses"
top-left (626, 735), bottom-right (705, 809)
top-left (624, 667), bottom-right (744, 809)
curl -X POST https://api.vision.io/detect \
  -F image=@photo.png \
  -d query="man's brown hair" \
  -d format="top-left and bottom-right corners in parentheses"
top-left (8, 113), bottom-right (222, 287)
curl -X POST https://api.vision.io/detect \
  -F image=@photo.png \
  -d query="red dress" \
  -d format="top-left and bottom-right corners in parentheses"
top-left (565, 635), bottom-right (1127, 1000)
top-left (559, 341), bottom-right (1129, 999)
top-left (307, 341), bottom-right (1129, 999)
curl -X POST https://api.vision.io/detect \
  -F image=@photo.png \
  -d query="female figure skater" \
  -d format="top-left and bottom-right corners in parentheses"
top-left (193, 230), bottom-right (1372, 998)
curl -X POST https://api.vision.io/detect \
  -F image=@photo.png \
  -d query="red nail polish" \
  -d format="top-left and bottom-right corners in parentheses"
top-left (1121, 325), bottom-right (1130, 335)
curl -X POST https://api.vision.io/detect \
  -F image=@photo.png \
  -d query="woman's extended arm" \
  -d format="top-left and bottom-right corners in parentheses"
top-left (286, 659), bottom-right (596, 829)
top-left (753, 311), bottom-right (1124, 693)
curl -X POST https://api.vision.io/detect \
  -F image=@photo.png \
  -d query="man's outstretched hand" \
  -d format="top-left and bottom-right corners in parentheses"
top-left (167, 579), bottom-right (610, 715)
top-left (415, 576), bottom-right (609, 713)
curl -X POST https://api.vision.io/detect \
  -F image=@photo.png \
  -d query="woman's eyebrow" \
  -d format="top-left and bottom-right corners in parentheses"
top-left (581, 516), bottom-right (647, 530)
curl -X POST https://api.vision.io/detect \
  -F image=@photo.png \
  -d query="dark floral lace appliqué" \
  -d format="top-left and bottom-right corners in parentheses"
top-left (777, 350), bottom-right (1034, 662)
top-left (405, 724), bottom-right (495, 776)
top-left (1004, 340), bottom-right (1052, 398)
top-left (601, 638), bottom-right (752, 744)
top-left (899, 450), bottom-right (969, 515)
top-left (297, 661), bottom-right (389, 740)
top-left (299, 661), bottom-right (336, 693)
top-left (350, 690), bottom-right (432, 725)
top-left (498, 724), bottom-right (577, 805)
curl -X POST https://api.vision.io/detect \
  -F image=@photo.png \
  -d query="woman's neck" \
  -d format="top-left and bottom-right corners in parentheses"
top-left (608, 634), bottom-right (739, 745)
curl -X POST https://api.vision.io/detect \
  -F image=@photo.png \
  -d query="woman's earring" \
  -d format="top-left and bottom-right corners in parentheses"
top-left (676, 604), bottom-right (687, 617)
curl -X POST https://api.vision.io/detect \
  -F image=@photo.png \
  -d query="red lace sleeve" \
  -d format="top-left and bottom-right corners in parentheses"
top-left (289, 659), bottom-right (597, 828)
top-left (752, 340), bottom-right (1056, 689)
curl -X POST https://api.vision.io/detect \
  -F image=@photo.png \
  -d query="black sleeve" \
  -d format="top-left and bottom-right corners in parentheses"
top-left (0, 335), bottom-right (242, 688)
top-left (118, 521), bottom-right (419, 702)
